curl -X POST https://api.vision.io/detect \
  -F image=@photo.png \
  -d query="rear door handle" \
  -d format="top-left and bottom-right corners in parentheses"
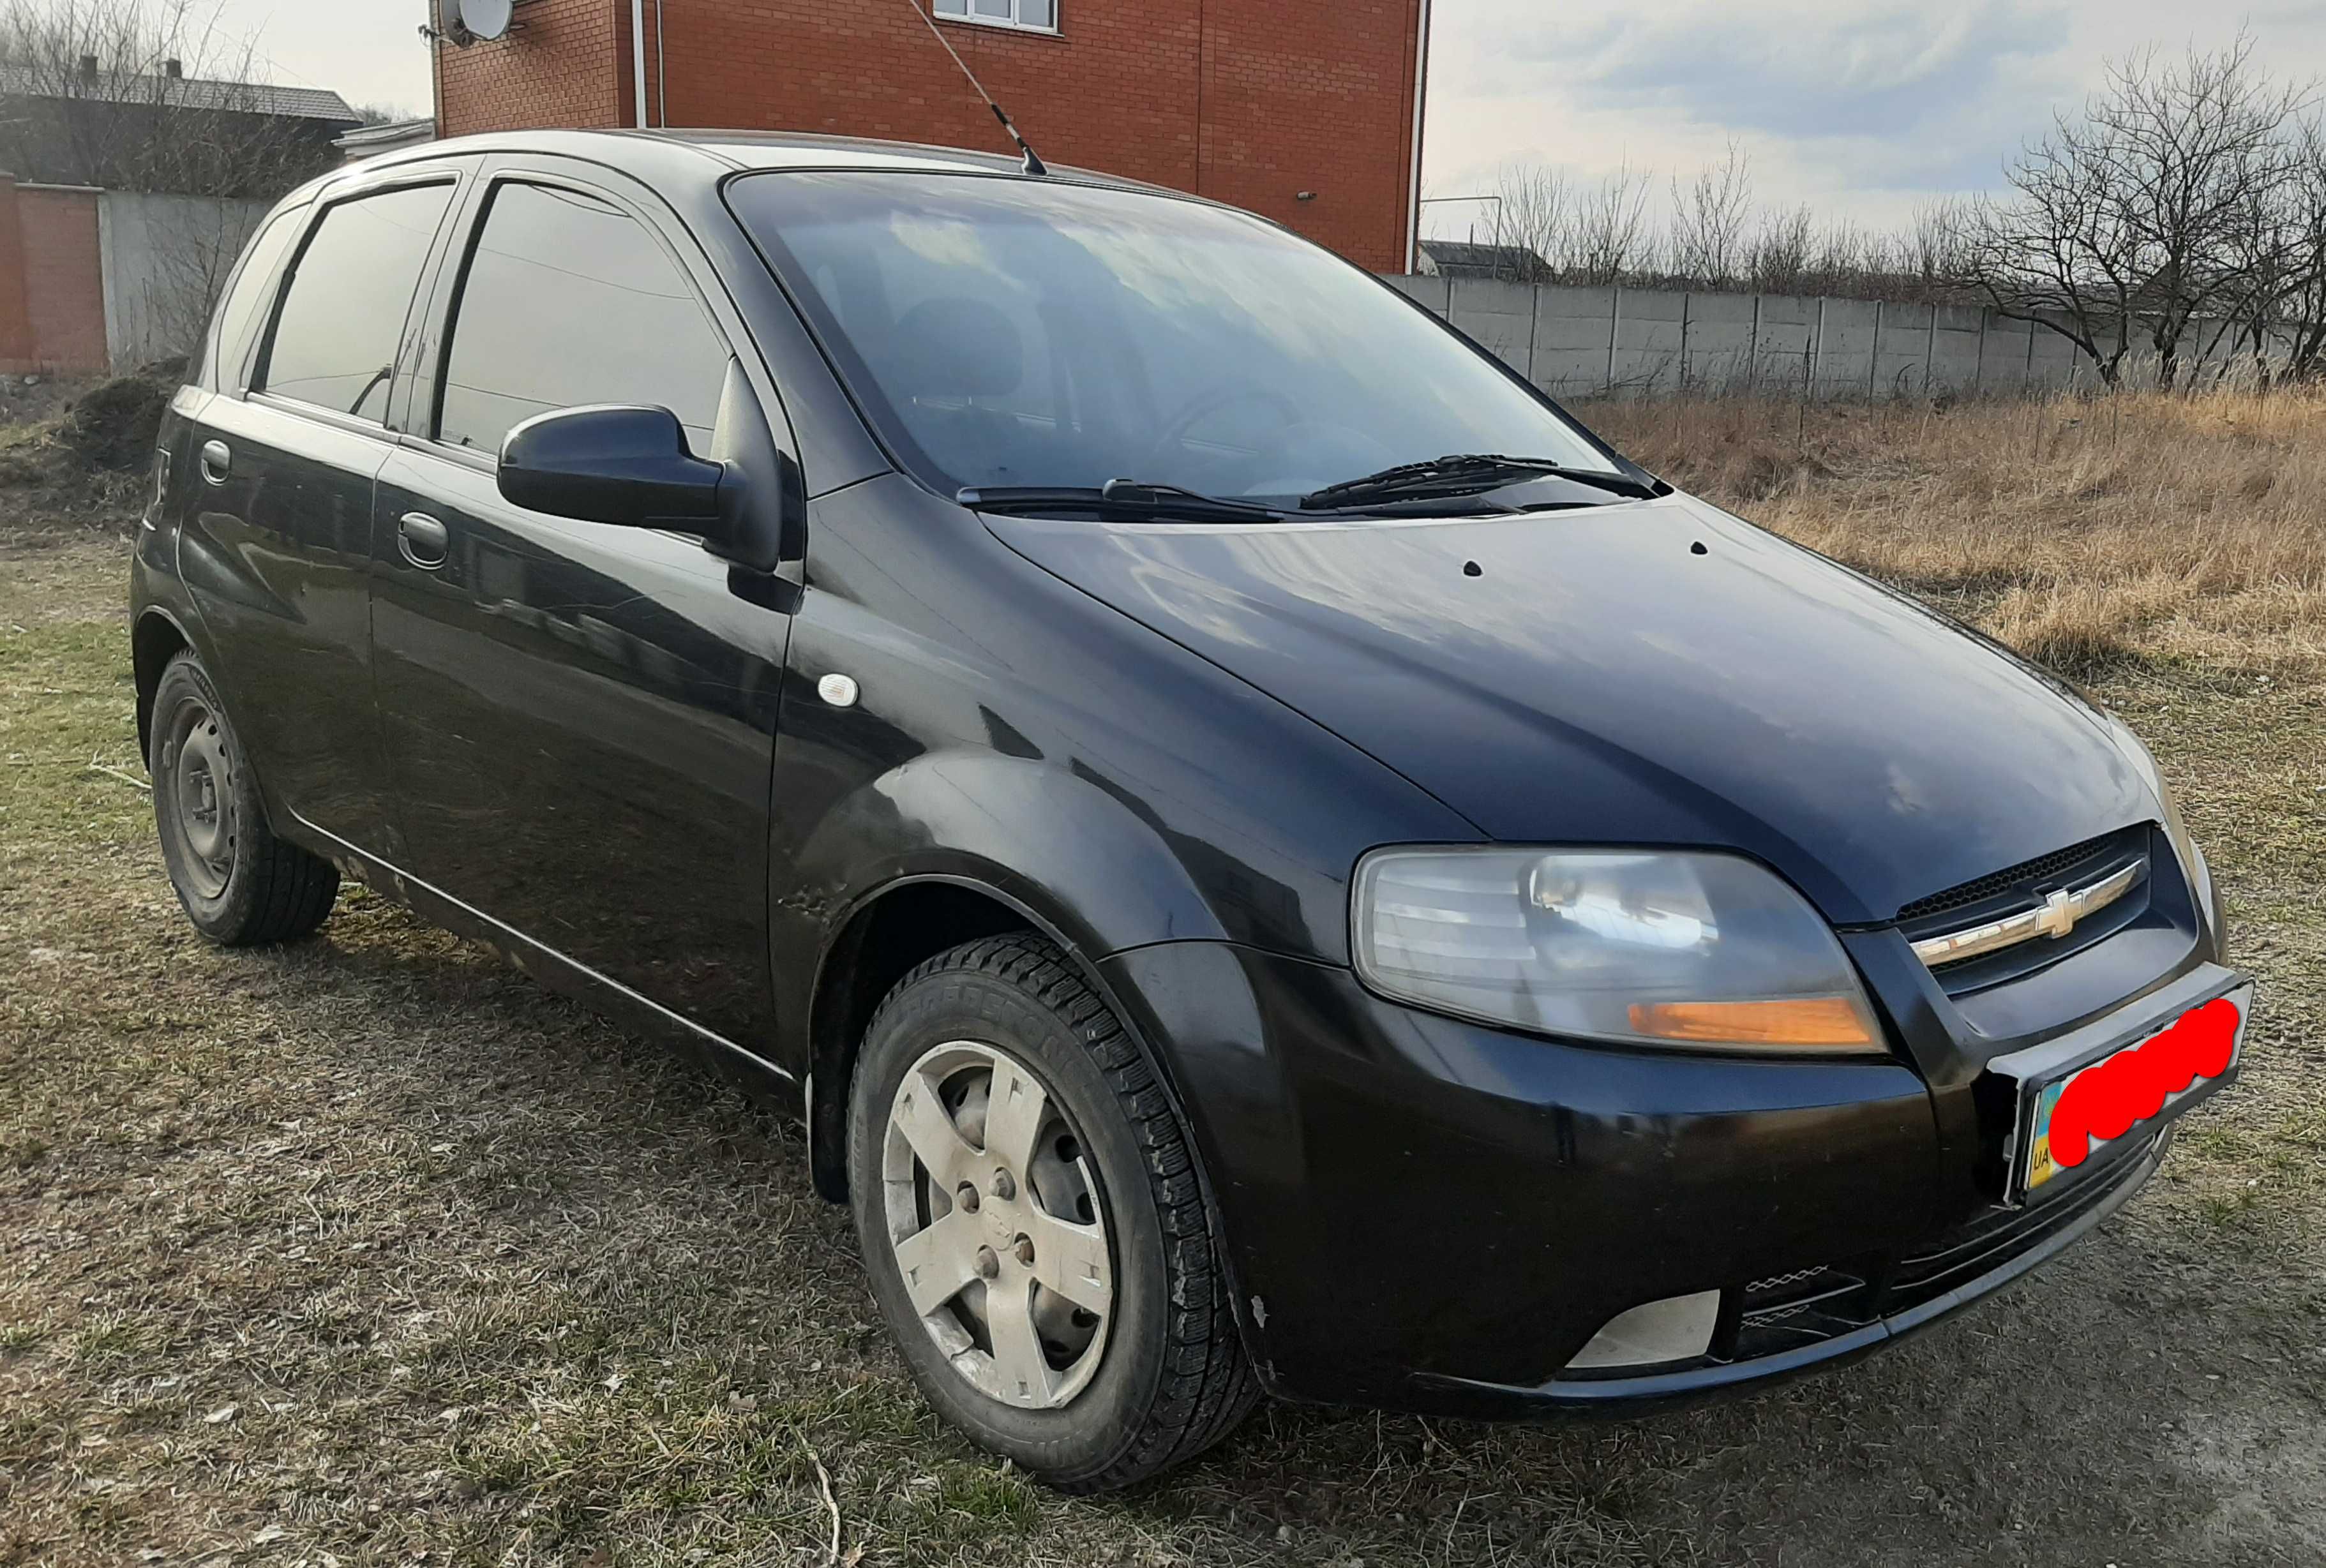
top-left (199, 440), bottom-right (230, 484)
top-left (397, 511), bottom-right (450, 569)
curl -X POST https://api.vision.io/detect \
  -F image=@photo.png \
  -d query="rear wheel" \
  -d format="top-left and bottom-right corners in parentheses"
top-left (848, 936), bottom-right (1257, 1491)
top-left (149, 653), bottom-right (338, 946)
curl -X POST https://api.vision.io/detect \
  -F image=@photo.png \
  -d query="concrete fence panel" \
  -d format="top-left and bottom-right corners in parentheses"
top-left (1930, 304), bottom-right (1985, 394)
top-left (1612, 287), bottom-right (1685, 393)
top-left (1977, 313), bottom-right (2034, 392)
top-left (1448, 278), bottom-right (1536, 375)
top-left (1874, 302), bottom-right (1934, 397)
top-left (1751, 295), bottom-right (1819, 389)
top-left (1382, 273), bottom-right (1447, 314)
top-left (1682, 292), bottom-right (1756, 390)
top-left (1376, 272), bottom-right (2307, 399)
top-left (1814, 299), bottom-right (1880, 396)
top-left (1530, 285), bottom-right (1616, 397)
top-left (2029, 324), bottom-right (2082, 391)
top-left (98, 191), bottom-right (270, 370)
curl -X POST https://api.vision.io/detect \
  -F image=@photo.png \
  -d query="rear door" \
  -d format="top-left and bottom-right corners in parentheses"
top-left (369, 160), bottom-right (796, 1049)
top-left (179, 170), bottom-right (466, 856)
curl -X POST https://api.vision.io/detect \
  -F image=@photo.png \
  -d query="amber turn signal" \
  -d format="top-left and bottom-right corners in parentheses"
top-left (1626, 997), bottom-right (1877, 1047)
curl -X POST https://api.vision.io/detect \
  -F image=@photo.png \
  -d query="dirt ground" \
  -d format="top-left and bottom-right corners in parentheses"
top-left (3, 405), bottom-right (2324, 1565)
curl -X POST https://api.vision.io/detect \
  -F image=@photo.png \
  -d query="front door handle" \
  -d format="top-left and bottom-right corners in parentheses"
top-left (397, 511), bottom-right (450, 570)
top-left (199, 440), bottom-right (230, 484)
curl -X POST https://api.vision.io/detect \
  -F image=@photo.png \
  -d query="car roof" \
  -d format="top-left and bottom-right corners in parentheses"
top-left (338, 126), bottom-right (1157, 194)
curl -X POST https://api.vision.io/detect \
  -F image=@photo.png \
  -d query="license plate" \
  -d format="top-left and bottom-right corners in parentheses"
top-left (2020, 985), bottom-right (2250, 1195)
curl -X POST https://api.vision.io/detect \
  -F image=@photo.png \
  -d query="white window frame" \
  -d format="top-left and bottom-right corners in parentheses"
top-left (931, 0), bottom-right (1058, 35)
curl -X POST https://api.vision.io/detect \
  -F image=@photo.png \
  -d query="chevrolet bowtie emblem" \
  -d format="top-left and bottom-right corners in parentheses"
top-left (2035, 886), bottom-right (2078, 940)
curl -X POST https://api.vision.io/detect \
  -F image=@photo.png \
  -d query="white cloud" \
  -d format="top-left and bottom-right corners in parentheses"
top-left (197, 0), bottom-right (434, 119)
top-left (1422, 0), bottom-right (2326, 232)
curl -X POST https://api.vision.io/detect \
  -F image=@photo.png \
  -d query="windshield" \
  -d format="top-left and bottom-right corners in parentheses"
top-left (728, 172), bottom-right (1626, 505)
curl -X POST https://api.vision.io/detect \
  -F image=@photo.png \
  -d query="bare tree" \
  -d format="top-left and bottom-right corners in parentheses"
top-left (0, 0), bottom-right (341, 199)
top-left (1573, 161), bottom-right (1654, 285)
top-left (1906, 197), bottom-right (1974, 293)
top-left (2284, 119), bottom-right (2326, 379)
top-left (1746, 204), bottom-right (1816, 295)
top-left (1490, 161), bottom-right (1573, 282)
top-left (1962, 35), bottom-right (2309, 387)
top-left (1670, 140), bottom-right (1753, 289)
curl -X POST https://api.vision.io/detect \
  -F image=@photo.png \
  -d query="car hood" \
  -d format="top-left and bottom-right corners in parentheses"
top-left (985, 494), bottom-right (2158, 925)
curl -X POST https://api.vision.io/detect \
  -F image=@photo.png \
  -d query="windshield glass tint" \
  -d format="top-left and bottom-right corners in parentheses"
top-left (728, 172), bottom-right (1621, 502)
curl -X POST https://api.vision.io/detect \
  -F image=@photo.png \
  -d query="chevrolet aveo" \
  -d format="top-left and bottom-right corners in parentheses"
top-left (131, 130), bottom-right (2248, 1491)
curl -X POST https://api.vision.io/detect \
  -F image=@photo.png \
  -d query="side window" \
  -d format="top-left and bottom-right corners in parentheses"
top-left (437, 183), bottom-right (728, 456)
top-left (202, 205), bottom-right (302, 391)
top-left (260, 183), bottom-right (455, 422)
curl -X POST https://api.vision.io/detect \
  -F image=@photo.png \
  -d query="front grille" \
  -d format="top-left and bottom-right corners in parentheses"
top-left (1897, 830), bottom-right (2128, 924)
top-left (1895, 826), bottom-right (2156, 994)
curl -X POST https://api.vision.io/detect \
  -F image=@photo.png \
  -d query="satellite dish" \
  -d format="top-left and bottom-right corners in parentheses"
top-left (458, 0), bottom-right (513, 41)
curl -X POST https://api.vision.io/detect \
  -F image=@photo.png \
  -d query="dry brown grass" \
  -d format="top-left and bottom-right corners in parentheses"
top-left (6, 406), bottom-right (2326, 1567)
top-left (1580, 387), bottom-right (2326, 681)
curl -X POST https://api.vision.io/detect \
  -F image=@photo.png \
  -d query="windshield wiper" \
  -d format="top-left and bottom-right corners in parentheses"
top-left (1300, 454), bottom-right (1656, 511)
top-left (958, 479), bottom-right (1285, 523)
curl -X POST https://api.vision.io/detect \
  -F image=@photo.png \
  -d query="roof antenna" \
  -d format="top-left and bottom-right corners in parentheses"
top-left (903, 0), bottom-right (1048, 175)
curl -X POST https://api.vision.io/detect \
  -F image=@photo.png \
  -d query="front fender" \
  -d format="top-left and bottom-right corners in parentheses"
top-left (796, 749), bottom-right (1229, 958)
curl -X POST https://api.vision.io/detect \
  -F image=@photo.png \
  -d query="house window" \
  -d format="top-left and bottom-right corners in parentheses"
top-left (933, 0), bottom-right (1056, 33)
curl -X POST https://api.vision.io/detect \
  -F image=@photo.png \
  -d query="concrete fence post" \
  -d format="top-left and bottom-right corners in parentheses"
top-left (1607, 285), bottom-right (1621, 393)
top-left (1868, 299), bottom-right (1882, 398)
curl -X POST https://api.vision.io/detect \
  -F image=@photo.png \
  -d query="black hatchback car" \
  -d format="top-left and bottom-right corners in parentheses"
top-left (132, 130), bottom-right (2247, 1491)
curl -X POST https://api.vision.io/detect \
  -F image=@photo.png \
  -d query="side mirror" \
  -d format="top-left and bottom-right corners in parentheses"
top-left (498, 405), bottom-right (725, 532)
top-left (496, 364), bottom-right (803, 576)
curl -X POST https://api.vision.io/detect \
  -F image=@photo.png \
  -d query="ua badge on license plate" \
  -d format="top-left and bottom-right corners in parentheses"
top-left (2020, 985), bottom-right (2251, 1195)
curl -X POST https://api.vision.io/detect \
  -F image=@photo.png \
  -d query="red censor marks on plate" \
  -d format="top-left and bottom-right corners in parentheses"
top-left (2027, 997), bottom-right (2242, 1188)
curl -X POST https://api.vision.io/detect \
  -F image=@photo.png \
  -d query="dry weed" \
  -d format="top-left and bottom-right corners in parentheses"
top-left (1584, 386), bottom-right (2326, 680)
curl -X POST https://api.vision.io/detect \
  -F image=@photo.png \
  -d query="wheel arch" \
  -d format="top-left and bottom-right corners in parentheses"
top-left (804, 870), bottom-right (1200, 1209)
top-left (131, 606), bottom-right (196, 761)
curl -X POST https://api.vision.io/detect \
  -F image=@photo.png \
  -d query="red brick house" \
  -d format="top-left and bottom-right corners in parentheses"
top-left (433, 0), bottom-right (1430, 273)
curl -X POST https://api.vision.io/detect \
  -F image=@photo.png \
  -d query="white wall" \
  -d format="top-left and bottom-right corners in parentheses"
top-left (1380, 275), bottom-right (2301, 399)
top-left (98, 191), bottom-right (270, 370)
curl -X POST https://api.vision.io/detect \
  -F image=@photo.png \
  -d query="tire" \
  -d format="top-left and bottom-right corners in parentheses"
top-left (847, 935), bottom-right (1259, 1492)
top-left (149, 652), bottom-right (339, 946)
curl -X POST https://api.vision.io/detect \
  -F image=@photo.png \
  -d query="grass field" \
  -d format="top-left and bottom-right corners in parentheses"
top-left (3, 390), bottom-right (2323, 1566)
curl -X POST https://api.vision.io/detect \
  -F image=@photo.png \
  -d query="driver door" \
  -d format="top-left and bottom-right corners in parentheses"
top-left (369, 163), bottom-right (795, 1049)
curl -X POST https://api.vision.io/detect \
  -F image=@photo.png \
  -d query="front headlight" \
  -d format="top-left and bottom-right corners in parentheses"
top-left (1353, 847), bottom-right (1886, 1053)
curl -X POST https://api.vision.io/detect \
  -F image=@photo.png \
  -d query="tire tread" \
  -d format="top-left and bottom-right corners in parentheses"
top-left (862, 934), bottom-right (1260, 1491)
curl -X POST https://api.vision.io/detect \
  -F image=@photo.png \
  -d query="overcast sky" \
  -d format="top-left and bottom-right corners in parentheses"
top-left (200, 1), bottom-right (2326, 237)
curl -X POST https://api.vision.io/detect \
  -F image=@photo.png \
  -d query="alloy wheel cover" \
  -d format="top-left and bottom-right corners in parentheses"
top-left (882, 1039), bottom-right (1115, 1409)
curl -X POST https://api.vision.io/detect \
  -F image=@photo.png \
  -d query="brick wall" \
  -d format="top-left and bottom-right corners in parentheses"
top-left (435, 0), bottom-right (1422, 272)
top-left (437, 0), bottom-right (627, 137)
top-left (0, 179), bottom-right (109, 374)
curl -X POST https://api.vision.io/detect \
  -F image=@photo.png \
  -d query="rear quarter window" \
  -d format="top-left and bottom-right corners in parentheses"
top-left (202, 205), bottom-right (303, 392)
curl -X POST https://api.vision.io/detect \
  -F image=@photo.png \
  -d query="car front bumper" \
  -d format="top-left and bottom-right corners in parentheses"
top-left (1100, 939), bottom-right (2225, 1417)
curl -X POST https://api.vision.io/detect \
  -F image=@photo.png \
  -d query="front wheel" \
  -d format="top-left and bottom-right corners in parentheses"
top-left (847, 936), bottom-right (1257, 1491)
top-left (149, 652), bottom-right (339, 946)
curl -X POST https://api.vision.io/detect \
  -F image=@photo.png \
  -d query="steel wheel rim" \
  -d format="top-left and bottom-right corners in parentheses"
top-left (883, 1040), bottom-right (1114, 1410)
top-left (160, 695), bottom-right (236, 900)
